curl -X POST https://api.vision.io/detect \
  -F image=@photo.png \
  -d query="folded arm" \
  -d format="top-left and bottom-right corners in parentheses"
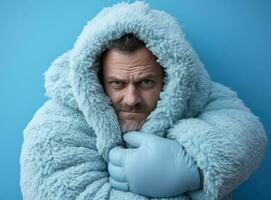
top-left (20, 100), bottom-right (191, 200)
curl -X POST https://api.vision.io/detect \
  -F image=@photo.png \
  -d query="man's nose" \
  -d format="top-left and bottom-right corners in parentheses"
top-left (123, 84), bottom-right (141, 106)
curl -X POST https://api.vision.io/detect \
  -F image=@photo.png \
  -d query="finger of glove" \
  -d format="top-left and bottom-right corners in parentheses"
top-left (109, 146), bottom-right (125, 166)
top-left (109, 176), bottom-right (129, 192)
top-left (123, 131), bottom-right (146, 148)
top-left (108, 161), bottom-right (127, 182)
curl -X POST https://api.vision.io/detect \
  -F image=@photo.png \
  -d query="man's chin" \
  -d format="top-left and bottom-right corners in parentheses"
top-left (120, 119), bottom-right (145, 134)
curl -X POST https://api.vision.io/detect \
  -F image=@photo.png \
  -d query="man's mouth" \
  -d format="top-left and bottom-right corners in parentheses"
top-left (119, 111), bottom-right (145, 119)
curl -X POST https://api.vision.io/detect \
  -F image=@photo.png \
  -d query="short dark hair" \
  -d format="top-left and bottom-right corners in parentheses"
top-left (104, 33), bottom-right (146, 53)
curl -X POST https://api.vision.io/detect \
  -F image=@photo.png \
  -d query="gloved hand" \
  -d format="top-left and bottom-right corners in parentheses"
top-left (108, 131), bottom-right (200, 198)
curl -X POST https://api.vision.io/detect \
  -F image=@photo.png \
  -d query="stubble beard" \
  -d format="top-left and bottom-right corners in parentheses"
top-left (112, 103), bottom-right (152, 134)
top-left (119, 118), bottom-right (146, 134)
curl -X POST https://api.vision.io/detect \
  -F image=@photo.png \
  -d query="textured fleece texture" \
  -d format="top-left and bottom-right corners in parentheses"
top-left (20, 1), bottom-right (267, 200)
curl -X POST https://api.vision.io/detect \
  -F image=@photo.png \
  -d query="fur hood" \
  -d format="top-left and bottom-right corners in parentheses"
top-left (43, 1), bottom-right (212, 162)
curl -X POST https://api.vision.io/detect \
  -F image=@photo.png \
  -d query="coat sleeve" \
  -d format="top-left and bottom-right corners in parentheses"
top-left (166, 81), bottom-right (268, 200)
top-left (20, 100), bottom-right (113, 200)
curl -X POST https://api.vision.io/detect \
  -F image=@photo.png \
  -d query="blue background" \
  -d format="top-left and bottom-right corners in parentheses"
top-left (0, 0), bottom-right (270, 199)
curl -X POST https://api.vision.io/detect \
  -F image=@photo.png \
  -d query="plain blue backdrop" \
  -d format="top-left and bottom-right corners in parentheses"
top-left (0, 0), bottom-right (270, 199)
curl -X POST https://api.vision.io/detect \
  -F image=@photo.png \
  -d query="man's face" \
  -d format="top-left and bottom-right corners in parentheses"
top-left (102, 47), bottom-right (164, 134)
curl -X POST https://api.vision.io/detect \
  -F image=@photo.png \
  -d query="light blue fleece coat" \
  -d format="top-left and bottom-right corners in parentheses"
top-left (20, 1), bottom-right (268, 200)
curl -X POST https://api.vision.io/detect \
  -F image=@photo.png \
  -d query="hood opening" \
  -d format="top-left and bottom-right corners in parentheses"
top-left (44, 1), bottom-right (212, 162)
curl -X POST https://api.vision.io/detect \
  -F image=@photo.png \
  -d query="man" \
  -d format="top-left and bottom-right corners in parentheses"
top-left (100, 34), bottom-right (201, 197)
top-left (20, 1), bottom-right (267, 200)
top-left (99, 34), bottom-right (163, 134)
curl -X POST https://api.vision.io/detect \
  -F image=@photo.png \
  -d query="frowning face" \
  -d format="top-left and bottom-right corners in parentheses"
top-left (101, 47), bottom-right (164, 134)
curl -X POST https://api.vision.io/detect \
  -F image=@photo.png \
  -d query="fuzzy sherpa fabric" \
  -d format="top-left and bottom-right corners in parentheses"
top-left (20, 1), bottom-right (267, 200)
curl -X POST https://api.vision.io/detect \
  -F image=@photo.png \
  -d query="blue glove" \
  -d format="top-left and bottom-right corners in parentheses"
top-left (108, 131), bottom-right (200, 198)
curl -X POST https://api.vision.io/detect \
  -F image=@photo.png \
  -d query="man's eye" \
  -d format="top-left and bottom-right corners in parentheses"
top-left (140, 80), bottom-right (154, 87)
top-left (110, 81), bottom-right (124, 88)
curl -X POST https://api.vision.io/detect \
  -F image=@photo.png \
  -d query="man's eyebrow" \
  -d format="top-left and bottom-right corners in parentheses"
top-left (106, 76), bottom-right (127, 81)
top-left (136, 74), bottom-right (157, 81)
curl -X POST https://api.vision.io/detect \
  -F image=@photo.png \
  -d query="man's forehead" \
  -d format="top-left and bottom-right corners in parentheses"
top-left (106, 62), bottom-right (160, 72)
top-left (106, 72), bottom-right (159, 81)
top-left (102, 47), bottom-right (163, 76)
